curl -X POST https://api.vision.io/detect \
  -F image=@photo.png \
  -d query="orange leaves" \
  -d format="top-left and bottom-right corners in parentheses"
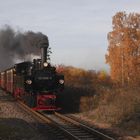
top-left (106, 12), bottom-right (140, 85)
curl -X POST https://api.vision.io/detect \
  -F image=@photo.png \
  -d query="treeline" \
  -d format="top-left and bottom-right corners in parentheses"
top-left (57, 65), bottom-right (111, 112)
top-left (61, 65), bottom-right (111, 88)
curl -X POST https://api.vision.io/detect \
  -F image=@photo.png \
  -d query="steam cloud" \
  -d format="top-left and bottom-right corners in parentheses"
top-left (0, 25), bottom-right (49, 70)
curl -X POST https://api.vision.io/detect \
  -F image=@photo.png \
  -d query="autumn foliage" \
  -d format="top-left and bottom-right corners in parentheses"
top-left (58, 65), bottom-right (140, 135)
top-left (106, 12), bottom-right (140, 86)
top-left (57, 12), bottom-right (140, 136)
top-left (57, 65), bottom-right (111, 112)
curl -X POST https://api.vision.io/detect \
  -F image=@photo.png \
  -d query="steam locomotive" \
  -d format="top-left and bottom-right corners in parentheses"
top-left (0, 37), bottom-right (64, 111)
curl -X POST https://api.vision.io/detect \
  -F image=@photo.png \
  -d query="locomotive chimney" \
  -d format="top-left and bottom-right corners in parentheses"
top-left (40, 36), bottom-right (49, 67)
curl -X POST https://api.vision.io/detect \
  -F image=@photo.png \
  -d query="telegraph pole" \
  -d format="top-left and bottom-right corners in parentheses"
top-left (121, 47), bottom-right (124, 86)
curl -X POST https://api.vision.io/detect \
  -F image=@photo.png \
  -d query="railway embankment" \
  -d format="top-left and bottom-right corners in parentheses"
top-left (72, 87), bottom-right (140, 140)
top-left (0, 89), bottom-right (47, 140)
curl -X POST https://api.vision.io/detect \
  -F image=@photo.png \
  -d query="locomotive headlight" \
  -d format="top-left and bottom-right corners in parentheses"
top-left (43, 62), bottom-right (48, 67)
top-left (26, 80), bottom-right (32, 84)
top-left (59, 79), bottom-right (64, 84)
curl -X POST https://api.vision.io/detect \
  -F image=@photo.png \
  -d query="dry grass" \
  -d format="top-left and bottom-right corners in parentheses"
top-left (93, 88), bottom-right (139, 122)
top-left (80, 87), bottom-right (140, 136)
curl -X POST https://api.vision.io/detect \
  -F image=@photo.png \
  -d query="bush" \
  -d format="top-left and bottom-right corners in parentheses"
top-left (89, 87), bottom-right (140, 126)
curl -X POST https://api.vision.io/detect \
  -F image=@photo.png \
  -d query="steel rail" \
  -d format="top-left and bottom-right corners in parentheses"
top-left (37, 111), bottom-right (81, 140)
top-left (54, 112), bottom-right (116, 140)
top-left (17, 101), bottom-right (80, 140)
top-left (17, 101), bottom-right (116, 140)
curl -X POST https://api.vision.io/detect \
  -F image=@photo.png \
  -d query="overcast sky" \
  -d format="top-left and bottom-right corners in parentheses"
top-left (0, 0), bottom-right (140, 71)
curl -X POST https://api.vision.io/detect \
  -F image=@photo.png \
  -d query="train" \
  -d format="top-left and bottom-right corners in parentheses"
top-left (0, 36), bottom-right (64, 111)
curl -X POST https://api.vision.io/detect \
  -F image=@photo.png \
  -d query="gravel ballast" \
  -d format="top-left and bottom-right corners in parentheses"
top-left (0, 89), bottom-right (48, 140)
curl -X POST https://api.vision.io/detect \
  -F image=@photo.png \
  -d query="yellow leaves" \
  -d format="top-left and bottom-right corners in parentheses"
top-left (62, 66), bottom-right (88, 87)
top-left (98, 70), bottom-right (108, 81)
top-left (106, 12), bottom-right (140, 85)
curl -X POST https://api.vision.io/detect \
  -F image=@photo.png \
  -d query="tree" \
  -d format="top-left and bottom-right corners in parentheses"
top-left (106, 12), bottom-right (140, 86)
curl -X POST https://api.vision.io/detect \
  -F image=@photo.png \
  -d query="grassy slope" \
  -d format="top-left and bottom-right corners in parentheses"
top-left (80, 87), bottom-right (140, 136)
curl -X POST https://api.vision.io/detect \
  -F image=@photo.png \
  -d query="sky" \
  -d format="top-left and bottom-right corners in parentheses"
top-left (0, 0), bottom-right (140, 71)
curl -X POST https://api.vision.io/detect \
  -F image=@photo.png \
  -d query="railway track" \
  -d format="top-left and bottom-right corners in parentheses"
top-left (65, 114), bottom-right (119, 139)
top-left (17, 101), bottom-right (116, 140)
top-left (41, 111), bottom-right (116, 140)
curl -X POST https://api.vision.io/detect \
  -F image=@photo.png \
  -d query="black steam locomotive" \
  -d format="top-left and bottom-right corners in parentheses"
top-left (0, 37), bottom-right (64, 111)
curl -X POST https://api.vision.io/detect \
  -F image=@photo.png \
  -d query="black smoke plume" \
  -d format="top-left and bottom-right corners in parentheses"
top-left (0, 25), bottom-right (49, 70)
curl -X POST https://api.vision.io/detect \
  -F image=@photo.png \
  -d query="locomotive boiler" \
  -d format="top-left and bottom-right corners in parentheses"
top-left (0, 36), bottom-right (64, 111)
